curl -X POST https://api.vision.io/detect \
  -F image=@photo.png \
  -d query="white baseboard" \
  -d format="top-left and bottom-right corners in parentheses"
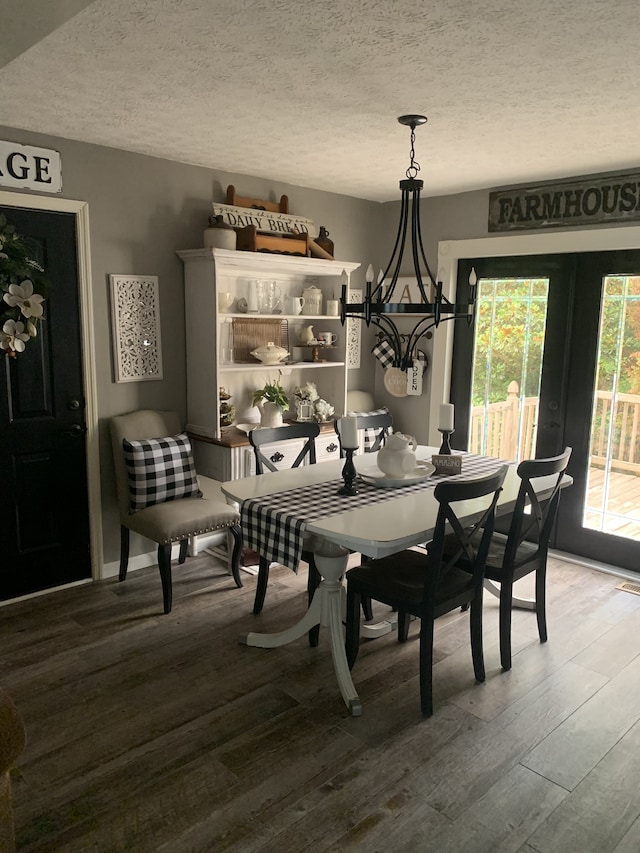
top-left (102, 544), bottom-right (184, 579)
top-left (102, 535), bottom-right (231, 580)
top-left (551, 549), bottom-right (639, 582)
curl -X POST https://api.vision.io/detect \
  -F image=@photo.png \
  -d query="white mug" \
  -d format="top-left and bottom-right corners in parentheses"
top-left (326, 299), bottom-right (340, 316)
top-left (284, 295), bottom-right (305, 315)
top-left (318, 331), bottom-right (337, 346)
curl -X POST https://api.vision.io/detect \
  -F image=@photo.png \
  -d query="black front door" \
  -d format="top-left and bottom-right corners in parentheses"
top-left (0, 205), bottom-right (91, 600)
top-left (450, 249), bottom-right (640, 573)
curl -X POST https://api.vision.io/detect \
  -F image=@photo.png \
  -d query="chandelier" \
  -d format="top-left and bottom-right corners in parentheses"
top-left (340, 114), bottom-right (477, 380)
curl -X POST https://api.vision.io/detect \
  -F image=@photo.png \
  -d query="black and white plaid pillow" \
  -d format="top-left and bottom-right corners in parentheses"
top-left (122, 433), bottom-right (202, 512)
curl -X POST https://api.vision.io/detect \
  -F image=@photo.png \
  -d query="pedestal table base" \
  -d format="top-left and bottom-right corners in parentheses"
top-left (239, 541), bottom-right (362, 716)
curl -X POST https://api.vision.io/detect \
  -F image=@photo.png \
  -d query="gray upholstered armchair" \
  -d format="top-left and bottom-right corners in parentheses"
top-left (110, 409), bottom-right (242, 613)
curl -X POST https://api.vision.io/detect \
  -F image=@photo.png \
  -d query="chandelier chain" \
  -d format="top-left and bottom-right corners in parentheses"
top-left (406, 126), bottom-right (421, 180)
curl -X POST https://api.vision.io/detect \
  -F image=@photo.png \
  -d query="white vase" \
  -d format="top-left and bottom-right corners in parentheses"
top-left (259, 402), bottom-right (283, 428)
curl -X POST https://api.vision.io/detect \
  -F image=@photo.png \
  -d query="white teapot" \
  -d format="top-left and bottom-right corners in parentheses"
top-left (377, 432), bottom-right (418, 478)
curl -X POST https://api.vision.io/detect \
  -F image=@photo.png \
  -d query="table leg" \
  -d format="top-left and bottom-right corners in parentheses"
top-left (239, 541), bottom-right (362, 715)
top-left (315, 545), bottom-right (362, 716)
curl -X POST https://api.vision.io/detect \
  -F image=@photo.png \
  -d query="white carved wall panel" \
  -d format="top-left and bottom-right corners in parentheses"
top-left (347, 288), bottom-right (361, 369)
top-left (110, 274), bottom-right (163, 382)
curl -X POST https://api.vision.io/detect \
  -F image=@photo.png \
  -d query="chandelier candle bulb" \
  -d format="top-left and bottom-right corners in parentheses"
top-left (439, 404), bottom-right (455, 432)
top-left (340, 416), bottom-right (359, 450)
top-left (365, 264), bottom-right (374, 303)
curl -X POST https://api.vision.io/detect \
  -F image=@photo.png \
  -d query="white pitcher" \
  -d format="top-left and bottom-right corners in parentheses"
top-left (298, 324), bottom-right (315, 344)
top-left (284, 295), bottom-right (305, 315)
top-left (256, 401), bottom-right (284, 428)
top-left (377, 432), bottom-right (417, 478)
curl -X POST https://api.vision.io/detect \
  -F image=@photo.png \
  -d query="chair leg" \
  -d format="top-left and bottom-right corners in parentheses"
top-left (361, 596), bottom-right (374, 621)
top-left (536, 563), bottom-right (548, 643)
top-left (253, 556), bottom-right (270, 614)
top-left (119, 526), bottom-right (130, 582)
top-left (419, 619), bottom-right (435, 717)
top-left (499, 578), bottom-right (514, 671)
top-left (397, 611), bottom-right (411, 642)
top-left (345, 587), bottom-right (362, 670)
top-left (357, 556), bottom-right (373, 620)
top-left (307, 556), bottom-right (321, 648)
top-left (228, 525), bottom-right (243, 588)
top-left (157, 543), bottom-right (173, 614)
top-left (470, 595), bottom-right (485, 683)
top-left (178, 539), bottom-right (188, 564)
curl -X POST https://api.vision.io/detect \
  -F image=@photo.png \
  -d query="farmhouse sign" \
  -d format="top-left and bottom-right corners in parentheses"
top-left (489, 172), bottom-right (640, 232)
top-left (212, 202), bottom-right (314, 236)
top-left (0, 140), bottom-right (62, 193)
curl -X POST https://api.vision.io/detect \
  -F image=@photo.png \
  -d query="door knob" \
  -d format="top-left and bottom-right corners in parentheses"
top-left (63, 423), bottom-right (87, 437)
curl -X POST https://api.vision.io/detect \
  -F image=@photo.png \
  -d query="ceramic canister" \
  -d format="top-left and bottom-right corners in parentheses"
top-left (204, 215), bottom-right (237, 250)
top-left (301, 285), bottom-right (323, 315)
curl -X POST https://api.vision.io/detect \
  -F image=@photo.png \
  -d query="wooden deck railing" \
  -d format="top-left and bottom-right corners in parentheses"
top-left (470, 381), bottom-right (538, 462)
top-left (590, 391), bottom-right (640, 472)
top-left (470, 383), bottom-right (640, 471)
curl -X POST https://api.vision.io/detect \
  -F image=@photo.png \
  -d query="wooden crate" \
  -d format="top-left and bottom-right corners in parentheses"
top-left (235, 224), bottom-right (308, 256)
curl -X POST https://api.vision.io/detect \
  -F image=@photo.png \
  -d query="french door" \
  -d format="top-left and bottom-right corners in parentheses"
top-left (450, 249), bottom-right (640, 573)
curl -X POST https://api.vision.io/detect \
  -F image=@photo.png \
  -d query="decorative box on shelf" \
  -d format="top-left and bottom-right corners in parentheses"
top-left (235, 225), bottom-right (308, 256)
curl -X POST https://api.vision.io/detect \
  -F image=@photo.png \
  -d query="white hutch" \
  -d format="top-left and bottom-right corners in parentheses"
top-left (178, 248), bottom-right (360, 481)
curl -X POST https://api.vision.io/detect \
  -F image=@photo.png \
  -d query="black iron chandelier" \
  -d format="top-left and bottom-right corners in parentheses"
top-left (340, 114), bottom-right (477, 373)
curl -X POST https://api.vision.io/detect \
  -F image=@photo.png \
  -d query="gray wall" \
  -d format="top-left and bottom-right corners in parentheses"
top-left (9, 120), bottom-right (631, 568)
top-left (0, 124), bottom-right (379, 566)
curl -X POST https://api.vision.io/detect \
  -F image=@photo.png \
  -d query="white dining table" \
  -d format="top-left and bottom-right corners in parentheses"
top-left (222, 447), bottom-right (571, 716)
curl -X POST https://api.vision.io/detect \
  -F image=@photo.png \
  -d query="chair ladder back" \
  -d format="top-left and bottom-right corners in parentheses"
top-left (249, 423), bottom-right (320, 474)
top-left (432, 465), bottom-right (508, 587)
top-left (505, 447), bottom-right (572, 566)
top-left (336, 411), bottom-right (392, 456)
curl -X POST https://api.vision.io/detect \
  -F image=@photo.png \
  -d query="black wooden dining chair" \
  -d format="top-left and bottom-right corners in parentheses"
top-left (334, 410), bottom-right (393, 456)
top-left (248, 423), bottom-right (322, 644)
top-left (345, 466), bottom-right (509, 717)
top-left (483, 447), bottom-right (572, 671)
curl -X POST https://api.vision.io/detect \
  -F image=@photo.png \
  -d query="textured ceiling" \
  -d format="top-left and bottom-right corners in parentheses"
top-left (2, 0), bottom-right (640, 201)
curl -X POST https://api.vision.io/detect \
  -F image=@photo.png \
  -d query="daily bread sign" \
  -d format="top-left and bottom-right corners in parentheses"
top-left (0, 140), bottom-right (62, 193)
top-left (212, 202), bottom-right (314, 236)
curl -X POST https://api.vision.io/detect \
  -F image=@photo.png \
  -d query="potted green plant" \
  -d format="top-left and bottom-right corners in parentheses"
top-left (252, 377), bottom-right (289, 427)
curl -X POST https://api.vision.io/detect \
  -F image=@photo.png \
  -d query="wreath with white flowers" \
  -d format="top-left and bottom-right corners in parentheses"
top-left (0, 213), bottom-right (47, 356)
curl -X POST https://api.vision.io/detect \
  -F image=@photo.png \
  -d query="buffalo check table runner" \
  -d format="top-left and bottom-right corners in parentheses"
top-left (241, 453), bottom-right (504, 572)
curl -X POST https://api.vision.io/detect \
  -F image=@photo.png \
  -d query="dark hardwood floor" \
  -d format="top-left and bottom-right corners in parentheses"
top-left (2, 552), bottom-right (640, 852)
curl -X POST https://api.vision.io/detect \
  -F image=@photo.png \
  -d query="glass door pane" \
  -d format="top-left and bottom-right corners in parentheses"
top-left (585, 274), bottom-right (640, 540)
top-left (469, 276), bottom-right (549, 462)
